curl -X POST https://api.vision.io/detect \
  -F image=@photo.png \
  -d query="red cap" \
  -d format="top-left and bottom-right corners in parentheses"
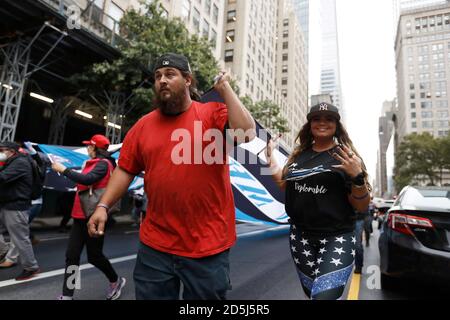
top-left (82, 134), bottom-right (110, 150)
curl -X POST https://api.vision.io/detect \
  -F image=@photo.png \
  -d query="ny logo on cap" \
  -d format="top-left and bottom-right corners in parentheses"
top-left (319, 103), bottom-right (328, 111)
top-left (162, 60), bottom-right (170, 66)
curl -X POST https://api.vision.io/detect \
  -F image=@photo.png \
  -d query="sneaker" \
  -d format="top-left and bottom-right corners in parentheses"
top-left (0, 260), bottom-right (17, 268)
top-left (56, 295), bottom-right (73, 300)
top-left (106, 277), bottom-right (126, 300)
top-left (15, 268), bottom-right (40, 281)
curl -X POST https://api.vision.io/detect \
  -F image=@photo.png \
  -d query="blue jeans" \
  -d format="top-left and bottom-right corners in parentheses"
top-left (133, 242), bottom-right (232, 300)
top-left (354, 220), bottom-right (364, 269)
top-left (28, 204), bottom-right (42, 223)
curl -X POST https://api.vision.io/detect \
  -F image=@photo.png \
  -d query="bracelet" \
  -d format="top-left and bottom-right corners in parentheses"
top-left (351, 192), bottom-right (369, 200)
top-left (97, 203), bottom-right (110, 212)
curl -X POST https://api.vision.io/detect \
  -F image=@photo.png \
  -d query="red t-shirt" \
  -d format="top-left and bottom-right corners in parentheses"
top-left (119, 101), bottom-right (236, 258)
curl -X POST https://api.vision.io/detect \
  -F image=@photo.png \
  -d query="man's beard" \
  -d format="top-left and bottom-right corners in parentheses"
top-left (154, 86), bottom-right (189, 116)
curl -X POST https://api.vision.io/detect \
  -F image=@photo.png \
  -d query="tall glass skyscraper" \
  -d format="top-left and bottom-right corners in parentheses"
top-left (319, 0), bottom-right (344, 118)
top-left (292, 0), bottom-right (309, 64)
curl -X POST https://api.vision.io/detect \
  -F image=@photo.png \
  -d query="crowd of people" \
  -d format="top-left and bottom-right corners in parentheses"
top-left (0, 53), bottom-right (377, 300)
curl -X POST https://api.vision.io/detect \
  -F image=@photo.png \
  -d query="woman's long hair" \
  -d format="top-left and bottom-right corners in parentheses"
top-left (95, 147), bottom-right (117, 168)
top-left (283, 120), bottom-right (372, 191)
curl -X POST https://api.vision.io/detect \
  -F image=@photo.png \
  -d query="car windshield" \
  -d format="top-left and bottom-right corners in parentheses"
top-left (417, 189), bottom-right (450, 199)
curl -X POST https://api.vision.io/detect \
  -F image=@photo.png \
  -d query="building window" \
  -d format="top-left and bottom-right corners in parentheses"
top-left (212, 4), bottom-right (219, 25)
top-left (283, 42), bottom-right (288, 50)
top-left (438, 121), bottom-right (449, 128)
top-left (106, 2), bottom-right (124, 33)
top-left (226, 30), bottom-right (235, 42)
top-left (283, 30), bottom-right (288, 38)
top-left (282, 53), bottom-right (288, 61)
top-left (421, 111), bottom-right (433, 118)
top-left (282, 77), bottom-right (288, 85)
top-left (204, 0), bottom-right (211, 15)
top-left (181, 0), bottom-right (191, 21)
top-left (437, 110), bottom-right (449, 118)
top-left (227, 10), bottom-right (236, 22)
top-left (202, 19), bottom-right (209, 39)
top-left (421, 101), bottom-right (432, 109)
top-left (411, 112), bottom-right (416, 119)
top-left (282, 65), bottom-right (288, 73)
top-left (411, 102), bottom-right (416, 109)
top-left (210, 29), bottom-right (217, 48)
top-left (422, 121), bottom-right (433, 128)
top-left (283, 19), bottom-right (289, 27)
top-left (225, 49), bottom-right (234, 62)
top-left (193, 8), bottom-right (200, 33)
top-left (282, 89), bottom-right (287, 97)
top-left (437, 100), bottom-right (448, 108)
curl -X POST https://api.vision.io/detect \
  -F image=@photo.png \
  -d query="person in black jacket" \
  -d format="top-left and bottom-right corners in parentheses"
top-left (51, 134), bottom-right (126, 300)
top-left (0, 142), bottom-right (40, 281)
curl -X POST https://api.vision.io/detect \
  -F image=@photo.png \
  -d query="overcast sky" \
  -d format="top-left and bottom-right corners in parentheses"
top-left (308, 0), bottom-right (398, 181)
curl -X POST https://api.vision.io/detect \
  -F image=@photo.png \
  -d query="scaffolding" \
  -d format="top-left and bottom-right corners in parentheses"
top-left (0, 22), bottom-right (67, 142)
top-left (105, 92), bottom-right (124, 145)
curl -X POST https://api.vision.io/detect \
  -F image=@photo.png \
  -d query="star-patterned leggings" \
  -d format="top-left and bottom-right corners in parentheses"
top-left (289, 225), bottom-right (356, 300)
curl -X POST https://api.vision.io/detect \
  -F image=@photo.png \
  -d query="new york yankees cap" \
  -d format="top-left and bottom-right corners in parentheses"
top-left (307, 102), bottom-right (341, 121)
top-left (153, 53), bottom-right (192, 74)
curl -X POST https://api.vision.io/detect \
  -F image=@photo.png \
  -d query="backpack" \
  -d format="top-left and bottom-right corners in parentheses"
top-left (28, 155), bottom-right (46, 200)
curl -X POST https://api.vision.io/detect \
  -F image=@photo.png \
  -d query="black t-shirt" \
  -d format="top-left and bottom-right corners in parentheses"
top-left (284, 146), bottom-right (356, 236)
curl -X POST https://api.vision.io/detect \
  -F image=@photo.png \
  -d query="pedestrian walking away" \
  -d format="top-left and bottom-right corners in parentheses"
top-left (87, 52), bottom-right (256, 300)
top-left (265, 102), bottom-right (371, 300)
top-left (51, 134), bottom-right (126, 300)
top-left (0, 141), bottom-right (40, 281)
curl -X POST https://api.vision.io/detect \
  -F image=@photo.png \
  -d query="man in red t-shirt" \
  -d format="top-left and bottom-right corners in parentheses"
top-left (88, 53), bottom-right (256, 300)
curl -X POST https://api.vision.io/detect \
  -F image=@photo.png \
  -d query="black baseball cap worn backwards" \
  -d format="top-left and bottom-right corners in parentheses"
top-left (153, 53), bottom-right (192, 74)
top-left (307, 102), bottom-right (341, 121)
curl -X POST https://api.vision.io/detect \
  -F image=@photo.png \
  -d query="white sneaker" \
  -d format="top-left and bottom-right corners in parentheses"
top-left (106, 277), bottom-right (126, 300)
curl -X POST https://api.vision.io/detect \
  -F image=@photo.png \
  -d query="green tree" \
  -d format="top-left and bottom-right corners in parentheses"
top-left (70, 0), bottom-right (219, 129)
top-left (436, 133), bottom-right (450, 185)
top-left (394, 133), bottom-right (441, 190)
top-left (241, 96), bottom-right (290, 134)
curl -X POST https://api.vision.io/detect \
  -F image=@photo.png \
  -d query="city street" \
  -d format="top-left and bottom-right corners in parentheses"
top-left (1, 221), bottom-right (448, 300)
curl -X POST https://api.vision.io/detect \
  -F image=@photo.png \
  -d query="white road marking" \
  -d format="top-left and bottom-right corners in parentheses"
top-left (0, 225), bottom-right (289, 289)
top-left (0, 255), bottom-right (137, 289)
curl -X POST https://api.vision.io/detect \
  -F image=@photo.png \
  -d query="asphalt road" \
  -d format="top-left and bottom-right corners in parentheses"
top-left (0, 221), bottom-right (449, 300)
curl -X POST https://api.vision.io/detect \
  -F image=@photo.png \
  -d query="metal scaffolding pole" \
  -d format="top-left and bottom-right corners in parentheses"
top-left (0, 22), bottom-right (67, 142)
top-left (48, 97), bottom-right (76, 145)
top-left (0, 42), bottom-right (30, 142)
top-left (105, 92), bottom-right (125, 144)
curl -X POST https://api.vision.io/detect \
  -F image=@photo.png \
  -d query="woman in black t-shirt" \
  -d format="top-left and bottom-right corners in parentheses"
top-left (265, 102), bottom-right (371, 300)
